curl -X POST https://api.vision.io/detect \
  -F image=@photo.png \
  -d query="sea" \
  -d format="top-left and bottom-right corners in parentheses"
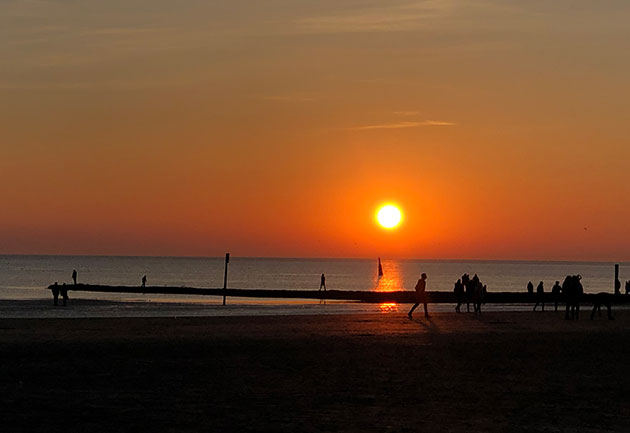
top-left (0, 255), bottom-right (626, 318)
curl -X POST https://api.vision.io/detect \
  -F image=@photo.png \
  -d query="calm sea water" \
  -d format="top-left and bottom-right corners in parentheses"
top-left (0, 255), bottom-right (626, 317)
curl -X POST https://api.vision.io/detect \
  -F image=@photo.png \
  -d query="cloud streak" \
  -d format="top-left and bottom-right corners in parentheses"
top-left (350, 120), bottom-right (455, 130)
top-left (295, 0), bottom-right (455, 34)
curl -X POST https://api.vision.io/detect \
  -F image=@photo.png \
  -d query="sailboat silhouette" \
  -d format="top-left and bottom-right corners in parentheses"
top-left (378, 257), bottom-right (383, 277)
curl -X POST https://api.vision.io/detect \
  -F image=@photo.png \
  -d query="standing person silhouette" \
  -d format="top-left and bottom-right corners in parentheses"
top-left (408, 273), bottom-right (429, 319)
top-left (552, 281), bottom-right (562, 312)
top-left (527, 281), bottom-right (534, 295)
top-left (72, 269), bottom-right (77, 285)
top-left (454, 279), bottom-right (464, 313)
top-left (533, 281), bottom-right (545, 311)
top-left (615, 278), bottom-right (621, 295)
top-left (141, 275), bottom-right (147, 288)
top-left (319, 273), bottom-right (326, 291)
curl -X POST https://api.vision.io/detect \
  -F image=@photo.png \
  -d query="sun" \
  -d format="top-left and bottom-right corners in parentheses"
top-left (376, 204), bottom-right (402, 229)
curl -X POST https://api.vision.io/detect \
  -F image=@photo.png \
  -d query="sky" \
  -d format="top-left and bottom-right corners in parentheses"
top-left (1, 0), bottom-right (630, 260)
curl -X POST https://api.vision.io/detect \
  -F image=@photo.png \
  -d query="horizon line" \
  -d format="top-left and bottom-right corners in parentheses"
top-left (1, 253), bottom-right (628, 265)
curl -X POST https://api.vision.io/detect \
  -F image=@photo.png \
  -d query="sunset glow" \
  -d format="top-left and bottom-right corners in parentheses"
top-left (1, 2), bottom-right (630, 260)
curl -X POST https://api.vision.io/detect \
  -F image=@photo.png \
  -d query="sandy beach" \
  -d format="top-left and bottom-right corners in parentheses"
top-left (2, 310), bottom-right (630, 432)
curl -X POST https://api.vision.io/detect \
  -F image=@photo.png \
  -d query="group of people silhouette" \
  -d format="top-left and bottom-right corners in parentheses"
top-left (526, 280), bottom-right (564, 312)
top-left (527, 275), bottom-right (615, 320)
top-left (453, 273), bottom-right (487, 314)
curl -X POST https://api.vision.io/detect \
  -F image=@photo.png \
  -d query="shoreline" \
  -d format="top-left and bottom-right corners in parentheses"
top-left (1, 297), bottom-right (620, 320)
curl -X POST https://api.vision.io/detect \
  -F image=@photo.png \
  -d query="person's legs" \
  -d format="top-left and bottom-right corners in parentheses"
top-left (423, 303), bottom-right (429, 318)
top-left (408, 303), bottom-right (419, 318)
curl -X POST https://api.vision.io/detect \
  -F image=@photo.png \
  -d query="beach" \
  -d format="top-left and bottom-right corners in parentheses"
top-left (2, 310), bottom-right (629, 432)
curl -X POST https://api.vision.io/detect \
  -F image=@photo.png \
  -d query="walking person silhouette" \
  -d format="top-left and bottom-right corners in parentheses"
top-left (141, 275), bottom-right (147, 288)
top-left (319, 273), bottom-right (326, 291)
top-left (408, 273), bottom-right (429, 319)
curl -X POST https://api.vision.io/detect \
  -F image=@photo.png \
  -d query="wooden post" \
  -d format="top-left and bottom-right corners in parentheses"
top-left (615, 263), bottom-right (620, 295)
top-left (222, 253), bottom-right (230, 305)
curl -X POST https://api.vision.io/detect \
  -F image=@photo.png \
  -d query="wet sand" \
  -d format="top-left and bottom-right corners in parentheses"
top-left (2, 310), bottom-right (630, 432)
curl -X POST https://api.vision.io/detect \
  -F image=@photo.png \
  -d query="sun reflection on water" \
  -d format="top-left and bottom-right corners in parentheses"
top-left (374, 260), bottom-right (402, 313)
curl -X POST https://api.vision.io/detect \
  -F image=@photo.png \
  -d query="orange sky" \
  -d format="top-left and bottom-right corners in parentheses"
top-left (2, 1), bottom-right (630, 260)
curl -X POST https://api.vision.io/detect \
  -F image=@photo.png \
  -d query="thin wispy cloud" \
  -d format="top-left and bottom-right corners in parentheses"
top-left (263, 93), bottom-right (320, 102)
top-left (296, 0), bottom-right (455, 34)
top-left (393, 110), bottom-right (422, 116)
top-left (350, 120), bottom-right (455, 130)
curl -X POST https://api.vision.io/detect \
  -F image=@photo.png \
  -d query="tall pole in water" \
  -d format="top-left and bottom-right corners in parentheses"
top-left (223, 253), bottom-right (230, 305)
top-left (615, 263), bottom-right (620, 295)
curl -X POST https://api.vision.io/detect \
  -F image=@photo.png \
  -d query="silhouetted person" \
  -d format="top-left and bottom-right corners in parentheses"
top-left (533, 281), bottom-right (545, 311)
top-left (591, 293), bottom-right (614, 320)
top-left (551, 281), bottom-right (562, 312)
top-left (408, 273), bottom-right (429, 319)
top-left (527, 281), bottom-right (534, 295)
top-left (72, 269), bottom-right (77, 285)
top-left (454, 279), bottom-right (464, 313)
top-left (60, 283), bottom-right (68, 306)
top-left (51, 282), bottom-right (59, 306)
top-left (142, 275), bottom-right (147, 288)
top-left (464, 274), bottom-right (477, 313)
top-left (473, 282), bottom-right (486, 314)
top-left (626, 280), bottom-right (630, 295)
top-left (615, 278), bottom-right (621, 295)
top-left (319, 273), bottom-right (326, 291)
top-left (563, 274), bottom-right (583, 320)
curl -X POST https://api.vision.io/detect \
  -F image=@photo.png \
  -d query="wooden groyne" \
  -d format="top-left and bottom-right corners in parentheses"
top-left (46, 284), bottom-right (630, 304)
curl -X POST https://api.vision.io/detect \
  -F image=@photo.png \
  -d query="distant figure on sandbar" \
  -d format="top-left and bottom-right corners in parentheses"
top-left (142, 275), bottom-right (147, 288)
top-left (533, 281), bottom-right (545, 311)
top-left (51, 282), bottom-right (60, 306)
top-left (319, 273), bottom-right (326, 291)
top-left (591, 293), bottom-right (614, 320)
top-left (527, 281), bottom-right (534, 295)
top-left (72, 269), bottom-right (77, 285)
top-left (454, 279), bottom-right (465, 313)
top-left (626, 280), bottom-right (630, 295)
top-left (408, 273), bottom-right (429, 319)
top-left (60, 283), bottom-right (68, 306)
top-left (551, 281), bottom-right (562, 312)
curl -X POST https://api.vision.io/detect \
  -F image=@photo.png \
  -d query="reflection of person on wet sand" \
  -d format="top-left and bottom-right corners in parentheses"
top-left (408, 273), bottom-right (429, 319)
top-left (319, 273), bottom-right (326, 291)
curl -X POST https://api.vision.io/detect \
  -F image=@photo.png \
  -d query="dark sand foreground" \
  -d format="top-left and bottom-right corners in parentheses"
top-left (2, 310), bottom-right (630, 432)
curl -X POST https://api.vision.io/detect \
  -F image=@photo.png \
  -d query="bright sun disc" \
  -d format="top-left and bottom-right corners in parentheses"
top-left (377, 205), bottom-right (402, 229)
